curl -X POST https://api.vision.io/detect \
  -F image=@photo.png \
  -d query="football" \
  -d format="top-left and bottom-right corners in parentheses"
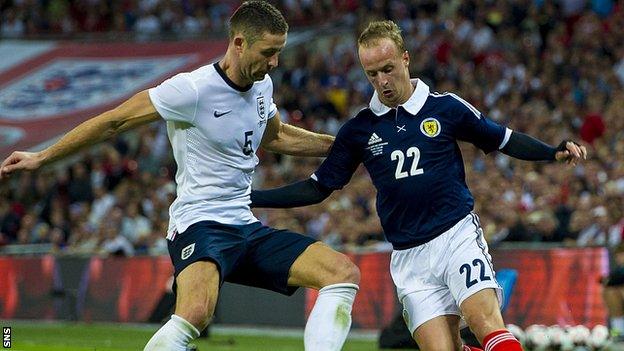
top-left (506, 324), bottom-right (526, 345)
top-left (587, 324), bottom-right (609, 349)
top-left (526, 324), bottom-right (550, 350)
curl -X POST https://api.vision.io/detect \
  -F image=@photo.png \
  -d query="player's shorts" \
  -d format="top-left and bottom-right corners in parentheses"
top-left (390, 212), bottom-right (502, 334)
top-left (168, 220), bottom-right (316, 296)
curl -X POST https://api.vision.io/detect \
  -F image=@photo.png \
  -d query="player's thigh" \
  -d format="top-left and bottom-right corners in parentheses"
top-left (445, 214), bottom-right (502, 311)
top-left (167, 221), bottom-right (246, 328)
top-left (413, 315), bottom-right (463, 351)
top-left (227, 227), bottom-right (316, 296)
top-left (445, 214), bottom-right (503, 340)
top-left (390, 236), bottom-right (463, 337)
top-left (459, 288), bottom-right (504, 342)
top-left (174, 260), bottom-right (220, 329)
top-left (287, 241), bottom-right (360, 289)
top-left (400, 287), bottom-right (461, 343)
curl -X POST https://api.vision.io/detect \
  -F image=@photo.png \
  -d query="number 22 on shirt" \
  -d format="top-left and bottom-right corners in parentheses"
top-left (391, 146), bottom-right (424, 179)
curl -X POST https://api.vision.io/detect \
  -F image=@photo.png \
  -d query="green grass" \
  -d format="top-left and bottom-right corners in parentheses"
top-left (6, 321), bottom-right (384, 351)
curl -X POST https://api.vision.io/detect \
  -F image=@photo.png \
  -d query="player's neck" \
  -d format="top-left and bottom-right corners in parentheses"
top-left (219, 52), bottom-right (253, 87)
top-left (399, 82), bottom-right (416, 106)
top-left (383, 81), bottom-right (415, 108)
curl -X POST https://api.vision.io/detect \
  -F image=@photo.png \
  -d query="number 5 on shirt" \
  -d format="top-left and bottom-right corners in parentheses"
top-left (243, 131), bottom-right (253, 156)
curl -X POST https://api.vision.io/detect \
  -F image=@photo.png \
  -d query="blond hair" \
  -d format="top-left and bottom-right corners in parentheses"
top-left (358, 20), bottom-right (406, 52)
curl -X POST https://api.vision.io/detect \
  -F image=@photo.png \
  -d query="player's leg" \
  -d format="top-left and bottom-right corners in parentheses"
top-left (389, 228), bottom-right (469, 351)
top-left (459, 288), bottom-right (507, 342)
top-left (397, 284), bottom-right (465, 350)
top-left (449, 213), bottom-right (523, 351)
top-left (145, 221), bottom-right (244, 351)
top-left (144, 261), bottom-right (219, 350)
top-left (411, 315), bottom-right (463, 351)
top-left (233, 224), bottom-right (359, 351)
top-left (287, 241), bottom-right (360, 287)
top-left (173, 261), bottom-right (220, 331)
top-left (287, 242), bottom-right (360, 351)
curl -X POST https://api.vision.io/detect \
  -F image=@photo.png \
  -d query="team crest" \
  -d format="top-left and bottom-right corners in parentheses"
top-left (181, 243), bottom-right (195, 260)
top-left (256, 95), bottom-right (266, 126)
top-left (420, 118), bottom-right (441, 137)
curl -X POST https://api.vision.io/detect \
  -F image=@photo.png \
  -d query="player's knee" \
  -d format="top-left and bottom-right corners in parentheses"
top-left (466, 299), bottom-right (497, 320)
top-left (464, 304), bottom-right (502, 337)
top-left (176, 302), bottom-right (214, 330)
top-left (326, 254), bottom-right (360, 285)
top-left (344, 260), bottom-right (361, 284)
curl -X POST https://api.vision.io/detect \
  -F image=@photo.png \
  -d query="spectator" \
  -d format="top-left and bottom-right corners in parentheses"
top-left (99, 222), bottom-right (134, 257)
top-left (577, 206), bottom-right (614, 247)
top-left (0, 200), bottom-right (20, 244)
top-left (120, 201), bottom-right (151, 245)
top-left (68, 163), bottom-right (93, 204)
top-left (88, 186), bottom-right (116, 227)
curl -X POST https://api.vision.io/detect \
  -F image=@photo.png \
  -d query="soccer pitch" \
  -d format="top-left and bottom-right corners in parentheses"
top-left (5, 321), bottom-right (384, 351)
top-left (13, 320), bottom-right (624, 351)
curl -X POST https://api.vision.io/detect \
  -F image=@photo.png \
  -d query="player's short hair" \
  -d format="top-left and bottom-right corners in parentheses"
top-left (229, 1), bottom-right (288, 45)
top-left (358, 20), bottom-right (406, 53)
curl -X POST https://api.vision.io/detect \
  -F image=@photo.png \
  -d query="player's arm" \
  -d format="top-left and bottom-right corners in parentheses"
top-left (260, 110), bottom-right (334, 157)
top-left (254, 119), bottom-right (361, 209)
top-left (500, 131), bottom-right (587, 165)
top-left (251, 177), bottom-right (333, 208)
top-left (450, 94), bottom-right (587, 165)
top-left (0, 91), bottom-right (159, 179)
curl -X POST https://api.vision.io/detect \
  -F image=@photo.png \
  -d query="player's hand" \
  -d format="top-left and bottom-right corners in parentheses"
top-left (555, 141), bottom-right (587, 166)
top-left (0, 151), bottom-right (44, 179)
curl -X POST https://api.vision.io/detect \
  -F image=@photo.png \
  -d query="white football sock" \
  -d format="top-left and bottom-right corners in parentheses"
top-left (612, 317), bottom-right (624, 333)
top-left (144, 314), bottom-right (200, 351)
top-left (304, 283), bottom-right (359, 351)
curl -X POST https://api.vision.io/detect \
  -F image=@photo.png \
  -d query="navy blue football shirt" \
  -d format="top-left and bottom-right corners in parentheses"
top-left (312, 80), bottom-right (511, 249)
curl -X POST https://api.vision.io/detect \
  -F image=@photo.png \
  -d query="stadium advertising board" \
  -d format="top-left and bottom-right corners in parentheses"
top-left (0, 248), bottom-right (608, 327)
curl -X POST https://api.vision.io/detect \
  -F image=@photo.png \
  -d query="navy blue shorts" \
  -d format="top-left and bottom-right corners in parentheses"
top-left (168, 220), bottom-right (316, 296)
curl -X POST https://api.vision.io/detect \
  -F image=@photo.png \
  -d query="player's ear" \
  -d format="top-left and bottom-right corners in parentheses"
top-left (233, 35), bottom-right (245, 54)
top-left (403, 50), bottom-right (409, 67)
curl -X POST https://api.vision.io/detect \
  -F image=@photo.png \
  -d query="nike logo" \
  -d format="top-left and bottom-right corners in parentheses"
top-left (214, 110), bottom-right (232, 118)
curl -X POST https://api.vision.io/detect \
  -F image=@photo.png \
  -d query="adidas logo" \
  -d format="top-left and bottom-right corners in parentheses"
top-left (368, 133), bottom-right (383, 145)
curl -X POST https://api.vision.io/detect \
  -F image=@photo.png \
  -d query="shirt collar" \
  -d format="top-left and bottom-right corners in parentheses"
top-left (369, 79), bottom-right (430, 116)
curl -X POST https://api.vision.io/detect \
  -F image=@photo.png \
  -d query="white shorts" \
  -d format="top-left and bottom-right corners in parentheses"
top-left (390, 212), bottom-right (502, 334)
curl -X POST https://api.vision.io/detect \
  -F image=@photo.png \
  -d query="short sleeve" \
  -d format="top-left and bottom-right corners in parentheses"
top-left (450, 93), bottom-right (509, 153)
top-left (148, 73), bottom-right (198, 124)
top-left (312, 122), bottom-right (362, 190)
top-left (268, 97), bottom-right (277, 119)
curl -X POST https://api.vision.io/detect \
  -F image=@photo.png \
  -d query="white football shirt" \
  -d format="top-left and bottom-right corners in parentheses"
top-left (148, 63), bottom-right (277, 238)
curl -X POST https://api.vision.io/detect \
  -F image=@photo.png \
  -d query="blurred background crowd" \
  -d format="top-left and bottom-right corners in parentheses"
top-left (0, 0), bottom-right (623, 256)
top-left (0, 0), bottom-right (356, 38)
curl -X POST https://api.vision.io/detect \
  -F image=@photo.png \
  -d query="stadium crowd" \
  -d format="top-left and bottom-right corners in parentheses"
top-left (0, 0), bottom-right (623, 255)
top-left (0, 0), bottom-right (356, 37)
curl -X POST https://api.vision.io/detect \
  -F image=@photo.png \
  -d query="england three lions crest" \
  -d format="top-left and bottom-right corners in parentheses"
top-left (257, 95), bottom-right (266, 126)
